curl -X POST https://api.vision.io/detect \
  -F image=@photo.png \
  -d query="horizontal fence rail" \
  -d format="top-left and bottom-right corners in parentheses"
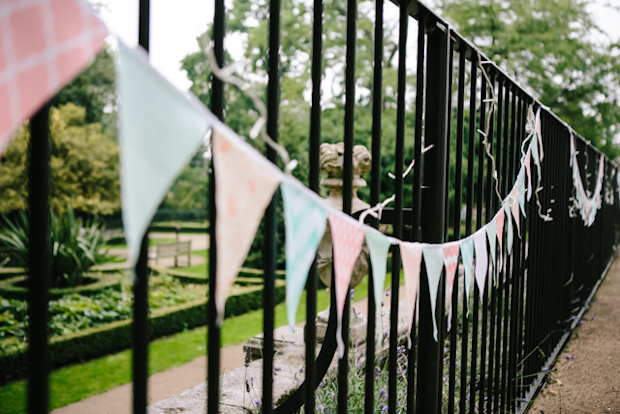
top-left (20, 0), bottom-right (620, 414)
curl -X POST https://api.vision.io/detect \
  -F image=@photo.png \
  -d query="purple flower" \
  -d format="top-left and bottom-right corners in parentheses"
top-left (350, 288), bottom-right (355, 299)
top-left (382, 406), bottom-right (388, 413)
top-left (253, 398), bottom-right (261, 408)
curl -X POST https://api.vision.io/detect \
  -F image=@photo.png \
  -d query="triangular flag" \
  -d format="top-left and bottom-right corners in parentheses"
top-left (525, 149), bottom-right (533, 201)
top-left (329, 213), bottom-right (366, 359)
top-left (505, 205), bottom-right (514, 254)
top-left (400, 242), bottom-right (422, 348)
top-left (473, 229), bottom-right (488, 299)
top-left (212, 131), bottom-right (281, 324)
top-left (485, 220), bottom-right (497, 269)
top-left (517, 169), bottom-right (527, 217)
top-left (443, 243), bottom-right (460, 332)
top-left (535, 108), bottom-right (544, 161)
top-left (495, 208), bottom-right (505, 270)
top-left (460, 237), bottom-right (474, 316)
top-left (422, 246), bottom-right (444, 342)
top-left (116, 41), bottom-right (213, 267)
top-left (281, 180), bottom-right (328, 331)
top-left (0, 0), bottom-right (108, 152)
top-left (366, 228), bottom-right (392, 315)
top-left (530, 135), bottom-right (542, 179)
top-left (509, 186), bottom-right (521, 238)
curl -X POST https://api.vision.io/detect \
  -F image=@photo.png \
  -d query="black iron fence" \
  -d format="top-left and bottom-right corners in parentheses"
top-left (22, 0), bottom-right (620, 413)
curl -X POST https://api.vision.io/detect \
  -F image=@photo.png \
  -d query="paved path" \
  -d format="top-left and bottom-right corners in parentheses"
top-left (529, 254), bottom-right (620, 413)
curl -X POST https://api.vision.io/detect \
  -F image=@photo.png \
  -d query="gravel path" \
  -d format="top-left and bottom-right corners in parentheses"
top-left (528, 254), bottom-right (620, 414)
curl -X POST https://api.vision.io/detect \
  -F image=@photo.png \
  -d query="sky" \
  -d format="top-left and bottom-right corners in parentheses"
top-left (98, 0), bottom-right (620, 92)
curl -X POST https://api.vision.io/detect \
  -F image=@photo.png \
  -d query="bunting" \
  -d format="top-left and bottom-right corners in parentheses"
top-left (473, 229), bottom-right (488, 299)
top-left (460, 238), bottom-right (474, 316)
top-left (366, 229), bottom-right (393, 314)
top-left (213, 131), bottom-right (281, 324)
top-left (281, 180), bottom-right (328, 331)
top-left (443, 243), bottom-right (460, 332)
top-left (505, 205), bottom-right (514, 255)
top-left (0, 0), bottom-right (108, 152)
top-left (525, 149), bottom-right (533, 201)
top-left (485, 220), bottom-right (497, 270)
top-left (422, 247), bottom-right (444, 342)
top-left (509, 186), bottom-right (521, 238)
top-left (329, 213), bottom-right (366, 358)
top-left (400, 242), bottom-right (422, 348)
top-left (518, 168), bottom-right (527, 217)
top-left (495, 208), bottom-right (505, 268)
top-left (115, 41), bottom-right (213, 267)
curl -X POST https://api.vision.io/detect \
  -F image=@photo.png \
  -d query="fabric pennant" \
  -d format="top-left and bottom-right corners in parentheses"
top-left (366, 229), bottom-right (393, 315)
top-left (422, 246), bottom-right (444, 342)
top-left (530, 135), bottom-right (542, 179)
top-left (460, 237), bottom-right (474, 316)
top-left (495, 208), bottom-right (505, 268)
top-left (212, 130), bottom-right (281, 325)
top-left (329, 213), bottom-right (366, 359)
top-left (0, 0), bottom-right (108, 152)
top-left (509, 186), bottom-right (521, 238)
top-left (505, 205), bottom-right (514, 254)
top-left (518, 168), bottom-right (527, 217)
top-left (535, 108), bottom-right (544, 161)
top-left (281, 180), bottom-right (328, 331)
top-left (116, 41), bottom-right (213, 268)
top-left (473, 229), bottom-right (488, 299)
top-left (525, 149), bottom-right (533, 201)
top-left (443, 243), bottom-right (460, 332)
top-left (400, 242), bottom-right (422, 348)
top-left (485, 220), bottom-right (497, 269)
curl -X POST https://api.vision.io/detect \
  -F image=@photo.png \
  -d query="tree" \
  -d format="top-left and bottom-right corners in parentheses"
top-left (435, 0), bottom-right (620, 157)
top-left (0, 103), bottom-right (120, 215)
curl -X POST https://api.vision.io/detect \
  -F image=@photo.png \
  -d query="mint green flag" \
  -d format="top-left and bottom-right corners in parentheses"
top-left (505, 205), bottom-right (514, 254)
top-left (116, 41), bottom-right (212, 266)
top-left (281, 180), bottom-right (327, 331)
top-left (366, 228), bottom-right (392, 313)
top-left (530, 136), bottom-right (542, 179)
top-left (518, 168), bottom-right (527, 217)
top-left (460, 237), bottom-right (474, 316)
top-left (422, 246), bottom-right (444, 342)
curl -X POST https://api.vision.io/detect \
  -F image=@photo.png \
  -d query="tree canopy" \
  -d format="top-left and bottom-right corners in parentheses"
top-left (0, 103), bottom-right (120, 215)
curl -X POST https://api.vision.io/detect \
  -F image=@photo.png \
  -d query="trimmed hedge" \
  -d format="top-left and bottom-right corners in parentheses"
top-left (0, 273), bottom-right (122, 300)
top-left (151, 264), bottom-right (284, 284)
top-left (0, 280), bottom-right (285, 381)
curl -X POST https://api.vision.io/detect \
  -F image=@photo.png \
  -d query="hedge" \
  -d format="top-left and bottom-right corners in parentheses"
top-left (150, 265), bottom-right (285, 284)
top-left (0, 280), bottom-right (285, 381)
top-left (0, 273), bottom-right (122, 300)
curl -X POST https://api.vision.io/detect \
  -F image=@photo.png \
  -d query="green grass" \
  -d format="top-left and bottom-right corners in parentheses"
top-left (0, 270), bottom-right (384, 414)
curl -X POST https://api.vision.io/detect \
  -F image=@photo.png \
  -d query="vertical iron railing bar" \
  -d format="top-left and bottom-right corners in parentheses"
top-left (444, 41), bottom-right (455, 242)
top-left (487, 72), bottom-right (501, 414)
top-left (478, 69), bottom-right (490, 412)
top-left (208, 0), bottom-right (225, 409)
top-left (263, 0), bottom-right (282, 408)
top-left (27, 103), bottom-right (51, 414)
top-left (416, 18), bottom-right (449, 414)
top-left (306, 0), bottom-right (323, 409)
top-left (389, 2), bottom-right (408, 412)
top-left (133, 3), bottom-right (151, 412)
top-left (466, 52), bottom-right (479, 414)
top-left (408, 14), bottom-right (426, 414)
top-left (339, 0), bottom-right (357, 408)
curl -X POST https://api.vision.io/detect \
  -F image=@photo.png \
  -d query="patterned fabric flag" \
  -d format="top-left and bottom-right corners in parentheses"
top-left (509, 186), bottom-right (521, 238)
top-left (329, 212), bottom-right (366, 359)
top-left (400, 241), bottom-right (422, 348)
top-left (116, 41), bottom-right (213, 267)
top-left (460, 237), bottom-right (474, 316)
top-left (281, 180), bottom-right (328, 331)
top-left (443, 243), bottom-right (460, 332)
top-left (495, 208), bottom-right (505, 269)
top-left (422, 246), bottom-right (444, 342)
top-left (535, 108), bottom-right (544, 161)
top-left (485, 220), bottom-right (497, 269)
top-left (505, 205), bottom-right (514, 254)
top-left (473, 229), bottom-right (488, 299)
top-left (525, 149), bottom-right (533, 201)
top-left (366, 228), bottom-right (393, 315)
top-left (0, 0), bottom-right (108, 152)
top-left (213, 131), bottom-right (281, 325)
top-left (518, 168), bottom-right (527, 217)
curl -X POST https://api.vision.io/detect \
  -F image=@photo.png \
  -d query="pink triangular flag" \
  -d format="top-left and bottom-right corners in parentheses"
top-left (0, 0), bottom-right (108, 152)
top-left (443, 243), bottom-right (460, 332)
top-left (525, 149), bottom-right (532, 201)
top-left (495, 208), bottom-right (505, 273)
top-left (329, 212), bottom-right (366, 359)
top-left (400, 241), bottom-right (422, 348)
top-left (213, 131), bottom-right (281, 324)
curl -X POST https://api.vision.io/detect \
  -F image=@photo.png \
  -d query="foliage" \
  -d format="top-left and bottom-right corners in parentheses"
top-left (0, 103), bottom-right (120, 215)
top-left (0, 207), bottom-right (114, 288)
top-left (435, 0), bottom-right (620, 157)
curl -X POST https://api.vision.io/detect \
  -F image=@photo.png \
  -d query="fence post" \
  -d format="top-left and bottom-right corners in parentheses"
top-left (415, 19), bottom-right (450, 414)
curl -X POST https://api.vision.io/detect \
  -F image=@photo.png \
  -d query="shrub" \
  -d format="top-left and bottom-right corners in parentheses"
top-left (0, 207), bottom-right (115, 287)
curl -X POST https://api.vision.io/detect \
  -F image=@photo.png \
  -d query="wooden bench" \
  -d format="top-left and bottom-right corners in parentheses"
top-left (154, 240), bottom-right (191, 267)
